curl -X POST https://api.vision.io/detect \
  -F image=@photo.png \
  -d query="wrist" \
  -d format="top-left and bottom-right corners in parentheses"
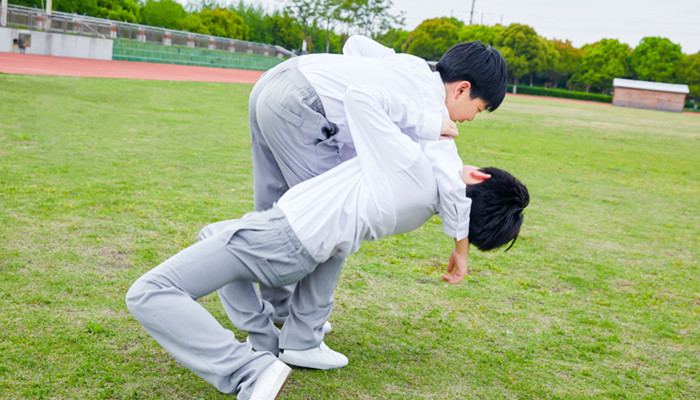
top-left (454, 237), bottom-right (470, 254)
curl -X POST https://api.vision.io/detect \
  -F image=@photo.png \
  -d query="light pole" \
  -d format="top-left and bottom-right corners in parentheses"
top-left (1, 0), bottom-right (8, 27)
top-left (469, 0), bottom-right (475, 25)
top-left (46, 0), bottom-right (52, 30)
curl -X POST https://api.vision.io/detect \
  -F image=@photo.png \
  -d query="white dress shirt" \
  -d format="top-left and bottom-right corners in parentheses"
top-left (277, 88), bottom-right (439, 262)
top-left (295, 36), bottom-right (471, 242)
top-left (298, 38), bottom-right (445, 161)
top-left (277, 85), bottom-right (469, 262)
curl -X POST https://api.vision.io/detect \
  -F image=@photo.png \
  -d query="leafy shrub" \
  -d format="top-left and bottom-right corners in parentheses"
top-left (507, 85), bottom-right (613, 103)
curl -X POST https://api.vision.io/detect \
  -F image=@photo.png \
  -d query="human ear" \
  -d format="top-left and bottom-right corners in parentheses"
top-left (458, 81), bottom-right (472, 95)
top-left (470, 169), bottom-right (491, 182)
top-left (462, 165), bottom-right (490, 185)
top-left (451, 81), bottom-right (472, 99)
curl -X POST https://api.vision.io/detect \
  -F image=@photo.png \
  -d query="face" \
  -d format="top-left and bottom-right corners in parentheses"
top-left (444, 81), bottom-right (488, 123)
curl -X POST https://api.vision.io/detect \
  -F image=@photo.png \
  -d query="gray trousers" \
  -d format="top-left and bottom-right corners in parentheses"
top-left (247, 57), bottom-right (345, 349)
top-left (126, 207), bottom-right (333, 399)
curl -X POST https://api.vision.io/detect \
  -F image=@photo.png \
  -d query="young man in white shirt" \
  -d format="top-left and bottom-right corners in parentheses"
top-left (125, 83), bottom-right (528, 399)
top-left (243, 35), bottom-right (508, 364)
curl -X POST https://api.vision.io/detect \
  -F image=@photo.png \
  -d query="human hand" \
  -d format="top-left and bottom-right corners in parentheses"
top-left (441, 248), bottom-right (468, 284)
top-left (440, 114), bottom-right (458, 139)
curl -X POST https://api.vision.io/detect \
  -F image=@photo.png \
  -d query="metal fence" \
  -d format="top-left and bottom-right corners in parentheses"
top-left (1, 4), bottom-right (294, 58)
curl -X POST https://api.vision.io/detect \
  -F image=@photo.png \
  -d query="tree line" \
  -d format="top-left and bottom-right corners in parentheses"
top-left (436, 22), bottom-right (699, 100)
top-left (10, 0), bottom-right (699, 99)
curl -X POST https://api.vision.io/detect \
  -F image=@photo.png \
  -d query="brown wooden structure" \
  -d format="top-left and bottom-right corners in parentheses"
top-left (613, 78), bottom-right (689, 113)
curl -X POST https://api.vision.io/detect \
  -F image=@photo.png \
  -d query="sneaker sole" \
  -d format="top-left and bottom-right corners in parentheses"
top-left (279, 352), bottom-right (348, 370)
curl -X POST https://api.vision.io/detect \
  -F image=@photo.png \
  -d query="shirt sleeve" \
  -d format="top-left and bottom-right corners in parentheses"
top-left (343, 85), bottom-right (422, 175)
top-left (342, 40), bottom-right (443, 142)
top-left (392, 55), bottom-right (444, 141)
top-left (414, 111), bottom-right (443, 142)
top-left (342, 35), bottom-right (395, 58)
top-left (420, 139), bottom-right (471, 240)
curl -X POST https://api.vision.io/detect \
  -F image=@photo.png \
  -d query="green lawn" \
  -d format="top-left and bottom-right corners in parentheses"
top-left (1, 73), bottom-right (698, 399)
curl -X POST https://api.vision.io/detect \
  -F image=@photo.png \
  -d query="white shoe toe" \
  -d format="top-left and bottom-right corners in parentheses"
top-left (249, 360), bottom-right (291, 400)
top-left (279, 342), bottom-right (348, 370)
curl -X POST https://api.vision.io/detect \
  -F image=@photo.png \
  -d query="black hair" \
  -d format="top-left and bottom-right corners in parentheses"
top-left (435, 41), bottom-right (508, 112)
top-left (466, 167), bottom-right (529, 252)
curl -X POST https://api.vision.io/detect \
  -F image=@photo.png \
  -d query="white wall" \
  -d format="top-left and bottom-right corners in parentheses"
top-left (0, 27), bottom-right (112, 60)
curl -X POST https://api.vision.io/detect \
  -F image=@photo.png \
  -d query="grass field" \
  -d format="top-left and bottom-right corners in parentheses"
top-left (1, 73), bottom-right (698, 399)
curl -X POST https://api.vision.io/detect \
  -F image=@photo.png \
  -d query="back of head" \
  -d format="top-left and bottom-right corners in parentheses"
top-left (466, 167), bottom-right (529, 251)
top-left (436, 42), bottom-right (508, 112)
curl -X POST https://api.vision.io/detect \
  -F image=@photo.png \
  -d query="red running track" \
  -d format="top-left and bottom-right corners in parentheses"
top-left (0, 52), bottom-right (264, 83)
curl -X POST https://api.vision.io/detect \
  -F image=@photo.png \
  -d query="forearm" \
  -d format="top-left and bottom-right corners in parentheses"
top-left (454, 236), bottom-right (469, 257)
top-left (422, 140), bottom-right (471, 240)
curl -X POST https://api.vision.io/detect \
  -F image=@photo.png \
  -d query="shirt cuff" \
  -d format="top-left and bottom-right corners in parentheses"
top-left (442, 222), bottom-right (469, 242)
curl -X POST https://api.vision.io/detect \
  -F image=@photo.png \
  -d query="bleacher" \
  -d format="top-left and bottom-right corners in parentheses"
top-left (112, 39), bottom-right (284, 71)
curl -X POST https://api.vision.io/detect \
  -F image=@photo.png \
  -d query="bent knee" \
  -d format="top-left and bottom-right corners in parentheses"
top-left (197, 220), bottom-right (231, 241)
top-left (125, 278), bottom-right (147, 313)
top-left (125, 277), bottom-right (163, 318)
top-left (197, 226), bottom-right (211, 242)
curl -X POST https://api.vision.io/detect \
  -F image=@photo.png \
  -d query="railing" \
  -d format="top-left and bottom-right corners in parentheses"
top-left (1, 4), bottom-right (294, 58)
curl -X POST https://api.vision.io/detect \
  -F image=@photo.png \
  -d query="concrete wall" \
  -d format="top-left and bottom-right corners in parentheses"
top-left (0, 27), bottom-right (112, 60)
top-left (613, 87), bottom-right (686, 113)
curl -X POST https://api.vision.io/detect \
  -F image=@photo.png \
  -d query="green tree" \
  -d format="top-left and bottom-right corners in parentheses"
top-left (444, 16), bottom-right (464, 30)
top-left (187, 0), bottom-right (219, 12)
top-left (374, 28), bottom-right (409, 52)
top-left (283, 0), bottom-right (316, 51)
top-left (537, 38), bottom-right (580, 88)
top-left (552, 39), bottom-right (583, 88)
top-left (7, 0), bottom-right (43, 8)
top-left (403, 17), bottom-right (459, 60)
top-left (139, 0), bottom-right (186, 29)
top-left (10, 0), bottom-right (98, 16)
top-left (494, 23), bottom-right (547, 92)
top-left (341, 0), bottom-right (404, 36)
top-left (677, 52), bottom-right (700, 100)
top-left (264, 11), bottom-right (304, 51)
top-left (317, 0), bottom-right (344, 52)
top-left (233, 1), bottom-right (270, 44)
top-left (307, 23), bottom-right (344, 54)
top-left (527, 36), bottom-right (558, 86)
top-left (568, 39), bottom-right (630, 93)
top-left (95, 0), bottom-right (139, 23)
top-left (457, 24), bottom-right (504, 46)
top-left (178, 12), bottom-right (208, 34)
top-left (629, 36), bottom-right (684, 82)
top-left (54, 0), bottom-right (98, 15)
top-left (178, 7), bottom-right (249, 40)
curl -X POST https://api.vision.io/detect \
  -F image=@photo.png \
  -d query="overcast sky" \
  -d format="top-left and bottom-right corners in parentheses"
top-left (221, 0), bottom-right (700, 54)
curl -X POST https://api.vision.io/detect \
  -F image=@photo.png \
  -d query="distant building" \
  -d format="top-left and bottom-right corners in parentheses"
top-left (612, 78), bottom-right (689, 113)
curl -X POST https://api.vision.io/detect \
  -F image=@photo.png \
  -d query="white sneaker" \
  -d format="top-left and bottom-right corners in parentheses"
top-left (249, 360), bottom-right (291, 400)
top-left (279, 342), bottom-right (348, 370)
